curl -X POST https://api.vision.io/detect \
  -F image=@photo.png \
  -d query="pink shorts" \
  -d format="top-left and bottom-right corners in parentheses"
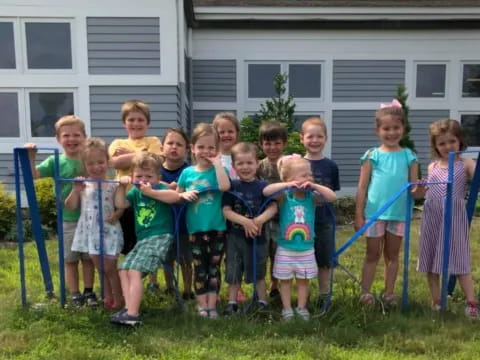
top-left (364, 220), bottom-right (405, 238)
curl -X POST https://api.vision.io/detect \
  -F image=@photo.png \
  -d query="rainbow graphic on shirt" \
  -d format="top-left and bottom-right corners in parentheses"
top-left (284, 223), bottom-right (311, 242)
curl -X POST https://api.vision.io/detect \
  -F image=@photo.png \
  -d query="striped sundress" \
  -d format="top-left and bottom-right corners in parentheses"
top-left (417, 160), bottom-right (470, 275)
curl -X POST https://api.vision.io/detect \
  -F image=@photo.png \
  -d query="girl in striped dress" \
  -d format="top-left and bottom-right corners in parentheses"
top-left (417, 119), bottom-right (478, 318)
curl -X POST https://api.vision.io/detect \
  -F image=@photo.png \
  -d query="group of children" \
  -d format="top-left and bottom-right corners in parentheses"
top-left (24, 97), bottom-right (479, 325)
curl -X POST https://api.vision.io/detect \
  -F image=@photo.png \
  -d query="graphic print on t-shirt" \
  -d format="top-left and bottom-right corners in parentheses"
top-left (284, 204), bottom-right (311, 242)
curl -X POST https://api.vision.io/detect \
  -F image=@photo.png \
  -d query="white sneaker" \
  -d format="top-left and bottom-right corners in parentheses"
top-left (295, 306), bottom-right (310, 321)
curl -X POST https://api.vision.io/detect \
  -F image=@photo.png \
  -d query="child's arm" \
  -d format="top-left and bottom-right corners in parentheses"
top-left (211, 156), bottom-right (230, 192)
top-left (106, 207), bottom-right (124, 224)
top-left (114, 176), bottom-right (131, 209)
top-left (64, 177), bottom-right (85, 211)
top-left (24, 143), bottom-right (40, 179)
top-left (252, 202), bottom-right (278, 236)
top-left (222, 205), bottom-right (259, 238)
top-left (465, 158), bottom-right (477, 179)
top-left (354, 160), bottom-right (372, 231)
top-left (176, 186), bottom-right (199, 202)
top-left (263, 181), bottom-right (298, 197)
top-left (303, 181), bottom-right (336, 202)
top-left (108, 140), bottom-right (135, 170)
top-left (412, 162), bottom-right (431, 200)
top-left (139, 183), bottom-right (180, 204)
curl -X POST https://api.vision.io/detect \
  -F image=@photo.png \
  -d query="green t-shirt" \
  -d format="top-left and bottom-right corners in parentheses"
top-left (36, 154), bottom-right (83, 222)
top-left (126, 184), bottom-right (173, 240)
top-left (177, 166), bottom-right (226, 234)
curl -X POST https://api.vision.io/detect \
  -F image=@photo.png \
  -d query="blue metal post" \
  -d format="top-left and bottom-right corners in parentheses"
top-left (466, 155), bottom-right (480, 225)
top-left (97, 181), bottom-right (105, 302)
top-left (53, 150), bottom-right (66, 307)
top-left (402, 185), bottom-right (413, 312)
top-left (440, 152), bottom-right (455, 311)
top-left (14, 149), bottom-right (27, 307)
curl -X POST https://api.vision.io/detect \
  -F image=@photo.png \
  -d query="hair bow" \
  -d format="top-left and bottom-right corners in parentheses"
top-left (380, 99), bottom-right (402, 109)
top-left (281, 154), bottom-right (302, 162)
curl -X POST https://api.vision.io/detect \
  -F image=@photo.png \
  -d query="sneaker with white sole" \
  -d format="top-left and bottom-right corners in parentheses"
top-left (281, 308), bottom-right (294, 321)
top-left (295, 306), bottom-right (310, 321)
top-left (111, 311), bottom-right (142, 326)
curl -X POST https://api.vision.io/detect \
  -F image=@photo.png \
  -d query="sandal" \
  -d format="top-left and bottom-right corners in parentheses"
top-left (198, 307), bottom-right (209, 318)
top-left (360, 293), bottom-right (375, 306)
top-left (382, 294), bottom-right (398, 307)
top-left (208, 308), bottom-right (219, 319)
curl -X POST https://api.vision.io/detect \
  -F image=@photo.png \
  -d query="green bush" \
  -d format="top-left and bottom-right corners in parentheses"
top-left (333, 195), bottom-right (356, 225)
top-left (0, 183), bottom-right (16, 241)
top-left (34, 178), bottom-right (57, 232)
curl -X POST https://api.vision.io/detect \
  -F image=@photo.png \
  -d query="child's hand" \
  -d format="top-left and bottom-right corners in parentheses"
top-left (119, 176), bottom-right (131, 186)
top-left (207, 155), bottom-right (222, 167)
top-left (24, 143), bottom-right (37, 153)
top-left (289, 180), bottom-right (302, 188)
top-left (113, 147), bottom-right (132, 156)
top-left (139, 182), bottom-right (153, 195)
top-left (411, 180), bottom-right (428, 199)
top-left (299, 180), bottom-right (314, 189)
top-left (252, 217), bottom-right (265, 236)
top-left (180, 190), bottom-right (199, 202)
top-left (168, 181), bottom-right (177, 190)
top-left (242, 219), bottom-right (259, 238)
top-left (106, 212), bottom-right (121, 224)
top-left (354, 215), bottom-right (365, 232)
top-left (73, 176), bottom-right (86, 193)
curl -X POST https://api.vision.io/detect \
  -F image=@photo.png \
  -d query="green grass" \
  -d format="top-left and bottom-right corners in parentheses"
top-left (1, 219), bottom-right (480, 359)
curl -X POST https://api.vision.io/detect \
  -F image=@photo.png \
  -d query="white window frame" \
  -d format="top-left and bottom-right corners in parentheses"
top-left (245, 61), bottom-right (324, 106)
top-left (460, 61), bottom-right (480, 99)
top-left (0, 18), bottom-right (20, 73)
top-left (0, 88), bottom-right (24, 144)
top-left (413, 61), bottom-right (448, 100)
top-left (25, 88), bottom-right (78, 144)
top-left (20, 17), bottom-right (76, 74)
top-left (459, 112), bottom-right (480, 152)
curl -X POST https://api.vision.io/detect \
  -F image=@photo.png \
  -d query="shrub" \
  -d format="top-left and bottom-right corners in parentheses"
top-left (0, 183), bottom-right (16, 241)
top-left (34, 178), bottom-right (57, 232)
top-left (333, 196), bottom-right (356, 225)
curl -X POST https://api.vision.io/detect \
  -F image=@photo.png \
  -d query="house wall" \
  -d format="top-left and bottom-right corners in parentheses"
top-left (0, 1), bottom-right (187, 189)
top-left (191, 28), bottom-right (480, 193)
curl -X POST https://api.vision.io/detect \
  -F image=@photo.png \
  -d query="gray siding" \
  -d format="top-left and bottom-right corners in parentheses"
top-left (87, 17), bottom-right (160, 75)
top-left (192, 110), bottom-right (236, 128)
top-left (331, 110), bottom-right (377, 187)
top-left (0, 153), bottom-right (48, 190)
top-left (90, 86), bottom-right (181, 145)
top-left (333, 60), bottom-right (405, 102)
top-left (192, 60), bottom-right (236, 102)
top-left (410, 109), bottom-right (450, 173)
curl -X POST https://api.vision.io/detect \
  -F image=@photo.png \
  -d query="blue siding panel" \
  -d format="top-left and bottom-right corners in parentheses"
top-left (192, 60), bottom-right (236, 102)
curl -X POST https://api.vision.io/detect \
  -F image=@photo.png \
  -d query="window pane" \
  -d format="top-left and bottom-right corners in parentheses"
top-left (0, 22), bottom-right (16, 69)
top-left (293, 114), bottom-right (319, 131)
top-left (248, 64), bottom-right (280, 98)
top-left (289, 64), bottom-right (321, 98)
top-left (461, 114), bottom-right (480, 147)
top-left (25, 22), bottom-right (72, 69)
top-left (462, 64), bottom-right (480, 98)
top-left (416, 64), bottom-right (446, 97)
top-left (30, 92), bottom-right (74, 137)
top-left (0, 93), bottom-right (19, 137)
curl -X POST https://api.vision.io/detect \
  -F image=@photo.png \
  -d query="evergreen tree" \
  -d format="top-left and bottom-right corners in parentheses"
top-left (396, 84), bottom-right (416, 152)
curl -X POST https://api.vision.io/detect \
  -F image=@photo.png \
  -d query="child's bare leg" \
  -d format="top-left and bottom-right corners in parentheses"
top-left (318, 268), bottom-right (331, 294)
top-left (228, 283), bottom-right (240, 302)
top-left (91, 255), bottom-right (111, 301)
top-left (457, 273), bottom-right (476, 303)
top-left (207, 292), bottom-right (218, 309)
top-left (105, 258), bottom-right (122, 305)
top-left (65, 261), bottom-right (80, 294)
top-left (296, 279), bottom-right (309, 308)
top-left (81, 257), bottom-right (95, 289)
top-left (383, 232), bottom-right (402, 296)
top-left (360, 236), bottom-right (383, 294)
top-left (197, 293), bottom-right (208, 309)
top-left (256, 279), bottom-right (267, 302)
top-left (181, 261), bottom-right (193, 294)
top-left (427, 273), bottom-right (441, 304)
top-left (126, 270), bottom-right (143, 316)
top-left (119, 269), bottom-right (129, 309)
top-left (163, 260), bottom-right (175, 290)
top-left (280, 279), bottom-right (292, 309)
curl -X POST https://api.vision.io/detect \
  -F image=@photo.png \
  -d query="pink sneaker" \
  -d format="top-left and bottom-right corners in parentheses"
top-left (465, 302), bottom-right (479, 319)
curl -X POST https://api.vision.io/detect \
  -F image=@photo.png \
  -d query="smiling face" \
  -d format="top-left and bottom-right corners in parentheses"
top-left (260, 138), bottom-right (286, 163)
top-left (84, 148), bottom-right (108, 180)
top-left (434, 132), bottom-right (461, 160)
top-left (57, 124), bottom-right (86, 158)
top-left (162, 131), bottom-right (187, 163)
top-left (191, 134), bottom-right (217, 167)
top-left (216, 118), bottom-right (238, 153)
top-left (124, 111), bottom-right (149, 140)
top-left (300, 124), bottom-right (327, 157)
top-left (376, 115), bottom-right (404, 150)
top-left (233, 152), bottom-right (258, 182)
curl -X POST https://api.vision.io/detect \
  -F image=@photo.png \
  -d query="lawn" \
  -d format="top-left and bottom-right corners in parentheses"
top-left (1, 219), bottom-right (480, 359)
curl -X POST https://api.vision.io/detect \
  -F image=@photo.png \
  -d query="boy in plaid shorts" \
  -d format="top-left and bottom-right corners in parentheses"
top-left (111, 152), bottom-right (180, 326)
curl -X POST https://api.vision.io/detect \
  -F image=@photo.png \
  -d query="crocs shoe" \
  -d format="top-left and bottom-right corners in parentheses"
top-left (465, 302), bottom-right (479, 320)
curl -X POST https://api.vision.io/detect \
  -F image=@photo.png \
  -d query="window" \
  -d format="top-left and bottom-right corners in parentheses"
top-left (416, 64), bottom-right (446, 98)
top-left (0, 22), bottom-right (15, 69)
top-left (248, 64), bottom-right (280, 98)
top-left (461, 114), bottom-right (480, 147)
top-left (462, 64), bottom-right (480, 98)
top-left (0, 92), bottom-right (20, 137)
top-left (29, 92), bottom-right (74, 137)
top-left (289, 64), bottom-right (321, 98)
top-left (25, 22), bottom-right (72, 69)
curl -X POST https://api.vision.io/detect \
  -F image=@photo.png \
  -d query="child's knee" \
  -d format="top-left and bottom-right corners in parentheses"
top-left (366, 251), bottom-right (381, 263)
